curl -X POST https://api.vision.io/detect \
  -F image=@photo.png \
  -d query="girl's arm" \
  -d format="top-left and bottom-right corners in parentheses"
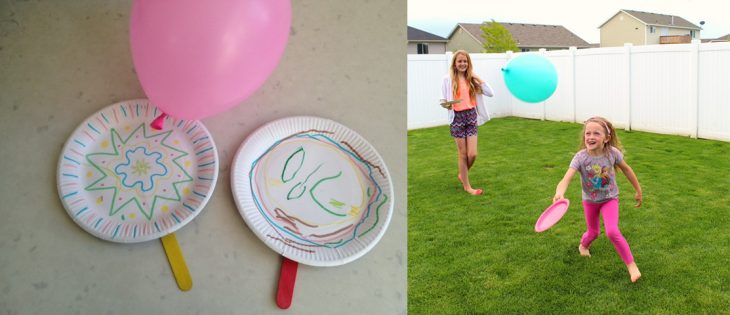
top-left (616, 160), bottom-right (643, 207)
top-left (481, 81), bottom-right (494, 97)
top-left (440, 76), bottom-right (451, 109)
top-left (554, 168), bottom-right (577, 202)
top-left (473, 74), bottom-right (494, 97)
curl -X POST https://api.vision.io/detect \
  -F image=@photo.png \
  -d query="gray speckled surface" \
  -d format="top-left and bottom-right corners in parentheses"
top-left (0, 1), bottom-right (406, 314)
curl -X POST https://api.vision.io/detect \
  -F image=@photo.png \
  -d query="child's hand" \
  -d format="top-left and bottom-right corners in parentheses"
top-left (553, 194), bottom-right (564, 203)
top-left (634, 191), bottom-right (642, 207)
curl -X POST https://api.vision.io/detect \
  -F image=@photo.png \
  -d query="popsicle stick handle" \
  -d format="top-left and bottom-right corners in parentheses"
top-left (160, 233), bottom-right (193, 291)
top-left (276, 256), bottom-right (298, 309)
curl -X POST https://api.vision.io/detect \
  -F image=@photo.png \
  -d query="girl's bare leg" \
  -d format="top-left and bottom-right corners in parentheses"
top-left (455, 137), bottom-right (481, 195)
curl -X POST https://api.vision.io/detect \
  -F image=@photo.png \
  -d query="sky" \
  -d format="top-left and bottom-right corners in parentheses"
top-left (408, 0), bottom-right (730, 43)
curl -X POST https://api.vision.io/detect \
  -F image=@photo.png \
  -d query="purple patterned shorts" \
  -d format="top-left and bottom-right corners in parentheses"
top-left (450, 108), bottom-right (478, 138)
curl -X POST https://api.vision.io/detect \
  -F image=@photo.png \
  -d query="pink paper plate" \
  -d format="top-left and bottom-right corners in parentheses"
top-left (535, 199), bottom-right (569, 232)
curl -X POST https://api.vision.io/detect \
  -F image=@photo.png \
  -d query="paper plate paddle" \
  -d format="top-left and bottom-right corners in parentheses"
top-left (231, 116), bottom-right (394, 309)
top-left (57, 99), bottom-right (219, 291)
top-left (535, 199), bottom-right (569, 232)
top-left (440, 99), bottom-right (462, 108)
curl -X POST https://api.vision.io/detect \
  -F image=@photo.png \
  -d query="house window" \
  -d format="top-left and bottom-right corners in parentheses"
top-left (650, 26), bottom-right (655, 33)
top-left (690, 30), bottom-right (696, 38)
top-left (521, 48), bottom-right (529, 52)
top-left (417, 43), bottom-right (429, 54)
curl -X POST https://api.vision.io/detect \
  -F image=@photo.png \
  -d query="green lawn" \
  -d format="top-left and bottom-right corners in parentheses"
top-left (408, 117), bottom-right (730, 314)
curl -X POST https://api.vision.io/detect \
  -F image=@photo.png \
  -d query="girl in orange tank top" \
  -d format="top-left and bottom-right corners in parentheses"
top-left (439, 50), bottom-right (492, 196)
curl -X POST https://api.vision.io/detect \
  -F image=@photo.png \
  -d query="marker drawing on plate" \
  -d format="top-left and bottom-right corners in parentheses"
top-left (249, 130), bottom-right (389, 254)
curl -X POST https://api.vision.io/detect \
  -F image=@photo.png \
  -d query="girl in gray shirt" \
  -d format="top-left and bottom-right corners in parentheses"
top-left (553, 116), bottom-right (643, 283)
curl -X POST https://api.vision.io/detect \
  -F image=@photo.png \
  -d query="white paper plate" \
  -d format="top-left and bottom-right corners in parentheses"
top-left (231, 116), bottom-right (393, 267)
top-left (57, 100), bottom-right (218, 243)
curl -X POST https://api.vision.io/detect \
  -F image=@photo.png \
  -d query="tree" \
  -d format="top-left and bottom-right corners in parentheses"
top-left (480, 20), bottom-right (519, 53)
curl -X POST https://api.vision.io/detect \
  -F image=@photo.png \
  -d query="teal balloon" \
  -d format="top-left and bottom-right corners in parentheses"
top-left (502, 54), bottom-right (558, 103)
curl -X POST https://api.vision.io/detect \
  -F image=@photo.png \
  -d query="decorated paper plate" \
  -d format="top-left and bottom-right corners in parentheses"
top-left (57, 100), bottom-right (219, 243)
top-left (231, 116), bottom-right (394, 267)
top-left (535, 199), bottom-right (569, 232)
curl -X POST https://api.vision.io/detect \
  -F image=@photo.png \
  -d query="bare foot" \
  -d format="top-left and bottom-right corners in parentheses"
top-left (458, 174), bottom-right (482, 195)
top-left (578, 244), bottom-right (591, 257)
top-left (627, 262), bottom-right (641, 283)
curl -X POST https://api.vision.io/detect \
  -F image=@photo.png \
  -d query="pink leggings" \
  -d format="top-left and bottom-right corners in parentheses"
top-left (581, 199), bottom-right (634, 265)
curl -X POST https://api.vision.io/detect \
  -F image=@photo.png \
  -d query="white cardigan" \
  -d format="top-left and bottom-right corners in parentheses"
top-left (441, 74), bottom-right (494, 125)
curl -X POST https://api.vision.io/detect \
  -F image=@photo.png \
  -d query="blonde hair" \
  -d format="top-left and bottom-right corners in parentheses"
top-left (580, 116), bottom-right (624, 154)
top-left (450, 50), bottom-right (483, 101)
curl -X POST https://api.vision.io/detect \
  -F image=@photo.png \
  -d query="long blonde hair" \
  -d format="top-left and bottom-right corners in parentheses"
top-left (580, 116), bottom-right (624, 154)
top-left (450, 50), bottom-right (483, 101)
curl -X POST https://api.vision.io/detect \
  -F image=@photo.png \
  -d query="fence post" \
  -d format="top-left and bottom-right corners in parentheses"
top-left (569, 46), bottom-right (577, 123)
top-left (624, 43), bottom-right (632, 131)
top-left (505, 50), bottom-right (514, 116)
top-left (689, 39), bottom-right (700, 139)
top-left (445, 51), bottom-right (453, 74)
top-left (539, 48), bottom-right (547, 121)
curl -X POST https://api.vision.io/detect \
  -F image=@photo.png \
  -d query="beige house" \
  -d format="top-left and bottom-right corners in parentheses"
top-left (407, 26), bottom-right (447, 54)
top-left (446, 22), bottom-right (591, 53)
top-left (599, 9), bottom-right (702, 47)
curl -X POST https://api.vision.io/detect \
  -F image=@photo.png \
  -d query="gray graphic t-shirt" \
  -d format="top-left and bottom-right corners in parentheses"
top-left (569, 147), bottom-right (623, 202)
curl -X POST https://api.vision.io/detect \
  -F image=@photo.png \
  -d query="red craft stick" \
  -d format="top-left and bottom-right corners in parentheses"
top-left (276, 256), bottom-right (298, 309)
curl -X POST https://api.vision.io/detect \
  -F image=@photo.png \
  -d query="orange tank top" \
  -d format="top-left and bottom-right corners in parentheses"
top-left (452, 77), bottom-right (476, 112)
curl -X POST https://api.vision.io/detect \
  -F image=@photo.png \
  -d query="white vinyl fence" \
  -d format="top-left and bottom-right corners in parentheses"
top-left (408, 40), bottom-right (730, 142)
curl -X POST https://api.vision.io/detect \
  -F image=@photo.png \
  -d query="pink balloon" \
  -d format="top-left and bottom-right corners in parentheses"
top-left (130, 0), bottom-right (291, 120)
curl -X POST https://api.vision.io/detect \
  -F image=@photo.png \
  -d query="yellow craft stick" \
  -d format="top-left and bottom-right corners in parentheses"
top-left (161, 233), bottom-right (193, 291)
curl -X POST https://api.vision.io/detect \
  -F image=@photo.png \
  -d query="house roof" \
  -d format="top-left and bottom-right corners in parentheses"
top-left (599, 9), bottom-right (701, 30)
top-left (407, 26), bottom-right (447, 42)
top-left (702, 33), bottom-right (730, 43)
top-left (448, 22), bottom-right (591, 49)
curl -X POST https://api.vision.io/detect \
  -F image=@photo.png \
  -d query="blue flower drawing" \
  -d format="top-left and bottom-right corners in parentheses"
top-left (115, 146), bottom-right (168, 192)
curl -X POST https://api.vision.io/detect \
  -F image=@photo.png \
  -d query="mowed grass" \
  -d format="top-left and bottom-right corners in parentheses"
top-left (408, 117), bottom-right (730, 314)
